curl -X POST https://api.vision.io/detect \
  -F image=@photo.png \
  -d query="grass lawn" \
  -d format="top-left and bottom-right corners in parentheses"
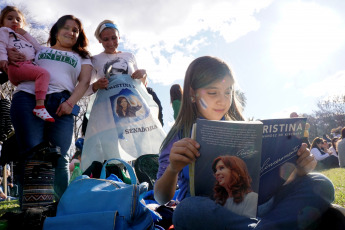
top-left (319, 167), bottom-right (345, 207)
top-left (0, 168), bottom-right (343, 217)
top-left (0, 200), bottom-right (20, 216)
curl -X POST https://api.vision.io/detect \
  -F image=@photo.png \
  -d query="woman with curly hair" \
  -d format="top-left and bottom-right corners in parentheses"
top-left (212, 155), bottom-right (258, 218)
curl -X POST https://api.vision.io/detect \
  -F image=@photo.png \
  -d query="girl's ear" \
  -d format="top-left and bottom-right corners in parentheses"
top-left (190, 87), bottom-right (195, 97)
top-left (190, 87), bottom-right (196, 103)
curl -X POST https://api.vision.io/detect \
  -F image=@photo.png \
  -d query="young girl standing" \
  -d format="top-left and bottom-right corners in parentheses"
top-left (154, 56), bottom-right (334, 229)
top-left (0, 6), bottom-right (54, 122)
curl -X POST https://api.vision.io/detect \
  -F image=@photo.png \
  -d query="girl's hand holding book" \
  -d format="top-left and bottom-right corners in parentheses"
top-left (296, 143), bottom-right (317, 176)
top-left (169, 138), bottom-right (200, 174)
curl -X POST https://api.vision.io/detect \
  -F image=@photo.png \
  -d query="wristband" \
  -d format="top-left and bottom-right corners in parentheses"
top-left (65, 100), bottom-right (74, 108)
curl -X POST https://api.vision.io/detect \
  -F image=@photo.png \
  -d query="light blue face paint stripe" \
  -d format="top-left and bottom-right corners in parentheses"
top-left (199, 98), bottom-right (207, 110)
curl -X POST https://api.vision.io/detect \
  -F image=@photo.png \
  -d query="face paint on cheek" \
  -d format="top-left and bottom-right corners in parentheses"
top-left (199, 98), bottom-right (208, 110)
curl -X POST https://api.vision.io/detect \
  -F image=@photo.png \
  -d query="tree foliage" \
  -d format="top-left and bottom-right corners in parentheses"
top-left (304, 94), bottom-right (345, 141)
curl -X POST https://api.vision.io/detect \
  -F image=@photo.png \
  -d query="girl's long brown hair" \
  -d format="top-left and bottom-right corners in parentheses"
top-left (170, 84), bottom-right (183, 104)
top-left (212, 156), bottom-right (253, 205)
top-left (160, 56), bottom-right (244, 151)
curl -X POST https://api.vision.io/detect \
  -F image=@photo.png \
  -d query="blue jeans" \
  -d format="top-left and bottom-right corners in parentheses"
top-left (173, 173), bottom-right (334, 230)
top-left (10, 91), bottom-right (74, 203)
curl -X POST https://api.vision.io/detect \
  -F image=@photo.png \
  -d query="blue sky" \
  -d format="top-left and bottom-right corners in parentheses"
top-left (2, 0), bottom-right (345, 133)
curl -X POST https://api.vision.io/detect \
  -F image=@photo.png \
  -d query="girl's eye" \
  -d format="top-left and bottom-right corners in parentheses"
top-left (208, 92), bottom-right (217, 95)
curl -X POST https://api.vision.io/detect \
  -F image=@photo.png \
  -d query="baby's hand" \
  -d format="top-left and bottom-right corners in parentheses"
top-left (15, 28), bottom-right (27, 35)
top-left (0, 60), bottom-right (8, 72)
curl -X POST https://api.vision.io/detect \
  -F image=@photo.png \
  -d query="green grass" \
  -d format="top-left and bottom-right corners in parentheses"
top-left (319, 168), bottom-right (345, 207)
top-left (0, 169), bottom-right (343, 218)
top-left (0, 200), bottom-right (20, 216)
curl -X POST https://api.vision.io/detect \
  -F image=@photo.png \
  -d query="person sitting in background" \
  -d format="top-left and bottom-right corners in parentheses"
top-left (0, 177), bottom-right (7, 200)
top-left (329, 137), bottom-right (339, 157)
top-left (331, 126), bottom-right (342, 139)
top-left (311, 137), bottom-right (339, 170)
top-left (337, 127), bottom-right (345, 168)
top-left (310, 137), bottom-right (332, 161)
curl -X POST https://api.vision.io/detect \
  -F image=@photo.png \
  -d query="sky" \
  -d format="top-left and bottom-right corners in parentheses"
top-left (1, 0), bottom-right (345, 133)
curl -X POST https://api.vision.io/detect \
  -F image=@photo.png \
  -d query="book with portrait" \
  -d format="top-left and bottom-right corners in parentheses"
top-left (189, 117), bottom-right (307, 216)
top-left (257, 117), bottom-right (307, 205)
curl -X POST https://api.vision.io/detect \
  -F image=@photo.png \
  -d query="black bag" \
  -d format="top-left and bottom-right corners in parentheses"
top-left (134, 154), bottom-right (159, 190)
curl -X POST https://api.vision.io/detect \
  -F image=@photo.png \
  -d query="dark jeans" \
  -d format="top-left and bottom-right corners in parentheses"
top-left (173, 173), bottom-right (334, 230)
top-left (10, 91), bottom-right (73, 204)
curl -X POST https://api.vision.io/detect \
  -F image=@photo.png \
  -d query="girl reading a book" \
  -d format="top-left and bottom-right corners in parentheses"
top-left (212, 156), bottom-right (258, 218)
top-left (154, 56), bottom-right (334, 229)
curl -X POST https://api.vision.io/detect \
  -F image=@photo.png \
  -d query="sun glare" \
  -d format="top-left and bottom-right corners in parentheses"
top-left (270, 2), bottom-right (345, 74)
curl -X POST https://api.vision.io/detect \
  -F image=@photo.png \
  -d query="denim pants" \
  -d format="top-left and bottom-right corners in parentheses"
top-left (173, 173), bottom-right (334, 230)
top-left (10, 90), bottom-right (74, 203)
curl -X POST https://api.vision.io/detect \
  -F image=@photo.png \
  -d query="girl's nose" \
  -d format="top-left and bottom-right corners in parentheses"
top-left (217, 94), bottom-right (227, 105)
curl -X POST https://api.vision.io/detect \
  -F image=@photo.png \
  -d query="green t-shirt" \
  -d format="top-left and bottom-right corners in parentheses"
top-left (172, 99), bottom-right (181, 120)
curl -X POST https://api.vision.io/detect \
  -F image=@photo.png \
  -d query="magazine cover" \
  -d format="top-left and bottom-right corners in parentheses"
top-left (258, 117), bottom-right (307, 205)
top-left (191, 118), bottom-right (263, 218)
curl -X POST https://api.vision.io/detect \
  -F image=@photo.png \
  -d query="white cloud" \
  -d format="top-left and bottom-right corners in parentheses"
top-left (3, 0), bottom-right (271, 85)
top-left (303, 71), bottom-right (345, 98)
top-left (270, 1), bottom-right (345, 75)
top-left (270, 106), bottom-right (301, 119)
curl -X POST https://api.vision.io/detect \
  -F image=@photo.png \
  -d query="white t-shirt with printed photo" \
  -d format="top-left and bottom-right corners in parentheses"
top-left (85, 52), bottom-right (139, 95)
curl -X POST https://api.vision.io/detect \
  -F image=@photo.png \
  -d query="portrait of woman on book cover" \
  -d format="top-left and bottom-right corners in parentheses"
top-left (212, 155), bottom-right (258, 218)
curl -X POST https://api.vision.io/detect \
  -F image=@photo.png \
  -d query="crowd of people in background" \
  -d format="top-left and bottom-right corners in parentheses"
top-left (290, 112), bottom-right (344, 170)
top-left (306, 124), bottom-right (345, 171)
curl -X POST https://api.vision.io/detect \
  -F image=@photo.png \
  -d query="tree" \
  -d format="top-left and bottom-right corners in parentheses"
top-left (304, 94), bottom-right (345, 141)
top-left (235, 89), bottom-right (247, 110)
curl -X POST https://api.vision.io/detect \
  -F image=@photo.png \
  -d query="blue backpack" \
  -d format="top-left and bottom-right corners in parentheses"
top-left (43, 158), bottom-right (154, 230)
